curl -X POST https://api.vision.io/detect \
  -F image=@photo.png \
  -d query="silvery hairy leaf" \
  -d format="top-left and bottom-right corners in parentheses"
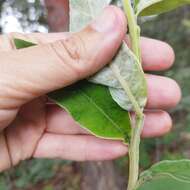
top-left (70, 0), bottom-right (147, 111)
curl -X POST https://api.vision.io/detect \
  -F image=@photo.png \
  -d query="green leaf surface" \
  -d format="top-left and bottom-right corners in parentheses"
top-left (14, 38), bottom-right (36, 49)
top-left (137, 159), bottom-right (190, 190)
top-left (49, 81), bottom-right (131, 142)
top-left (134, 0), bottom-right (140, 5)
top-left (14, 38), bottom-right (131, 143)
top-left (136, 0), bottom-right (190, 16)
top-left (70, 0), bottom-right (147, 111)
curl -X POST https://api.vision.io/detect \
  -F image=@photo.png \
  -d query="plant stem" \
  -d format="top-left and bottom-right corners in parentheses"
top-left (127, 115), bottom-right (144, 190)
top-left (123, 0), bottom-right (141, 63)
top-left (122, 0), bottom-right (144, 190)
top-left (110, 63), bottom-right (143, 190)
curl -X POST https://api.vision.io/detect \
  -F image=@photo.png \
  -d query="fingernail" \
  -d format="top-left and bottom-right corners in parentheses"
top-left (91, 6), bottom-right (124, 33)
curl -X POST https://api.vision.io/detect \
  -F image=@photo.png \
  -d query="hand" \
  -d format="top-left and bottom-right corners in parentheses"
top-left (0, 6), bottom-right (181, 172)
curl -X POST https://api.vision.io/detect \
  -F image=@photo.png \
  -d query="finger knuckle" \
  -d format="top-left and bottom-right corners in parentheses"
top-left (60, 35), bottom-right (89, 76)
top-left (52, 35), bottom-right (87, 78)
top-left (62, 35), bottom-right (85, 61)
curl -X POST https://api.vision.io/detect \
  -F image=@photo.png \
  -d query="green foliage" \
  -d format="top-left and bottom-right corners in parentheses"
top-left (139, 142), bottom-right (152, 168)
top-left (14, 38), bottom-right (36, 49)
top-left (0, 179), bottom-right (7, 190)
top-left (13, 160), bottom-right (56, 188)
top-left (137, 160), bottom-right (190, 189)
top-left (136, 0), bottom-right (190, 16)
top-left (49, 81), bottom-right (131, 142)
top-left (0, 159), bottom-right (69, 189)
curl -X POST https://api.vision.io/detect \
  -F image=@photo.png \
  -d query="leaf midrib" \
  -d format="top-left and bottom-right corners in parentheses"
top-left (78, 88), bottom-right (125, 135)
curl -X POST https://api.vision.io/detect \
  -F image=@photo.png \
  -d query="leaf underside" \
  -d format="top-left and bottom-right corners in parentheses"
top-left (14, 38), bottom-right (131, 143)
top-left (137, 159), bottom-right (190, 190)
top-left (70, 0), bottom-right (147, 111)
top-left (136, 0), bottom-right (190, 16)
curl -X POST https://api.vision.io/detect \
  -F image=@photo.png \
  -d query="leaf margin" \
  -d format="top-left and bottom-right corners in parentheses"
top-left (136, 0), bottom-right (190, 16)
top-left (137, 159), bottom-right (190, 189)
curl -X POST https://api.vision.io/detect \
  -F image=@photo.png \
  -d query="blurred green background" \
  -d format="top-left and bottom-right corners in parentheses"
top-left (0, 1), bottom-right (189, 189)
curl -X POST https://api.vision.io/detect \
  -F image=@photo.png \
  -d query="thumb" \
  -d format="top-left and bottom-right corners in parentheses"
top-left (0, 6), bottom-right (127, 110)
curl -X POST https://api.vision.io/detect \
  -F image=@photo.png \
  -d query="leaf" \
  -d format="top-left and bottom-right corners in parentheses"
top-left (137, 160), bottom-right (190, 190)
top-left (14, 38), bottom-right (36, 49)
top-left (49, 81), bottom-right (131, 142)
top-left (14, 38), bottom-right (131, 143)
top-left (70, 0), bottom-right (147, 111)
top-left (134, 0), bottom-right (140, 5)
top-left (134, 0), bottom-right (140, 12)
top-left (70, 0), bottom-right (112, 32)
top-left (136, 0), bottom-right (190, 16)
top-left (89, 43), bottom-right (147, 110)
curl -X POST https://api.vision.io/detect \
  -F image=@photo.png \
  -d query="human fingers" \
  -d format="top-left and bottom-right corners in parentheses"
top-left (146, 74), bottom-right (181, 109)
top-left (124, 36), bottom-right (175, 71)
top-left (34, 133), bottom-right (128, 161)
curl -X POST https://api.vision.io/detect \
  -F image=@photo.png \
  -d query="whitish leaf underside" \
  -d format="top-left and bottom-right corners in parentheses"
top-left (70, 0), bottom-right (147, 111)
